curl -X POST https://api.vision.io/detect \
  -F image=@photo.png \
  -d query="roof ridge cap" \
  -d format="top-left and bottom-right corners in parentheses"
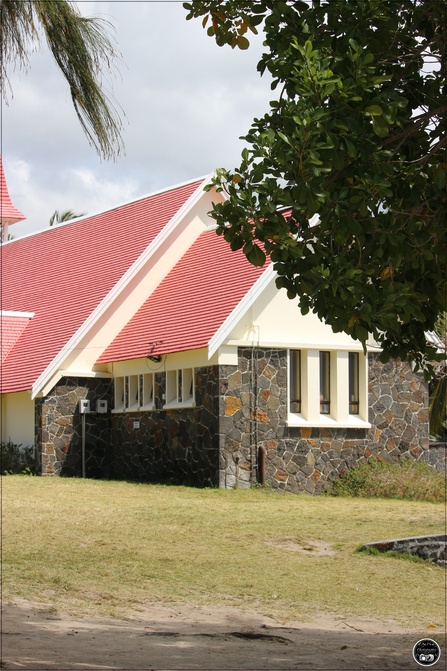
top-left (8, 173), bottom-right (212, 243)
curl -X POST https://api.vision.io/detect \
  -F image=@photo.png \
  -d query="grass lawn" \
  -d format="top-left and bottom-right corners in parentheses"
top-left (2, 476), bottom-right (445, 627)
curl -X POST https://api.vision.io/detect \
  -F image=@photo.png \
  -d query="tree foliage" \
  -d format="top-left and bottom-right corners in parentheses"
top-left (1, 0), bottom-right (124, 160)
top-left (429, 312), bottom-right (447, 438)
top-left (185, 0), bottom-right (446, 371)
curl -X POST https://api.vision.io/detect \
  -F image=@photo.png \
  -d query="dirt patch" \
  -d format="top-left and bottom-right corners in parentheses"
top-left (265, 537), bottom-right (336, 556)
top-left (1, 598), bottom-right (435, 670)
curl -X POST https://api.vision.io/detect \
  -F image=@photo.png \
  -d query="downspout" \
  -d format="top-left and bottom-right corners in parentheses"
top-left (81, 412), bottom-right (86, 478)
top-left (250, 325), bottom-right (260, 485)
top-left (258, 444), bottom-right (266, 486)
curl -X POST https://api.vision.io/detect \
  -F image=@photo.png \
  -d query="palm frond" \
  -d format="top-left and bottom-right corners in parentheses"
top-left (49, 209), bottom-right (85, 225)
top-left (1, 0), bottom-right (124, 160)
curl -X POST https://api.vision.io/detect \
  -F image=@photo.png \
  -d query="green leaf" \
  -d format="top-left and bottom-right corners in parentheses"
top-left (348, 38), bottom-right (361, 53)
top-left (237, 35), bottom-right (250, 50)
top-left (371, 116), bottom-right (389, 137)
top-left (278, 131), bottom-right (293, 146)
top-left (365, 104), bottom-right (383, 116)
top-left (246, 243), bottom-right (266, 267)
top-left (344, 138), bottom-right (357, 158)
top-left (304, 39), bottom-right (313, 58)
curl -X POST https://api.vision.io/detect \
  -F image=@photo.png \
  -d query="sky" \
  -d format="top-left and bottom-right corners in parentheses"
top-left (1, 0), bottom-right (273, 238)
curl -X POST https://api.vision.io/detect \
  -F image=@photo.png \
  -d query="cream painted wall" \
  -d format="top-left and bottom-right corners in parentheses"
top-left (112, 347), bottom-right (218, 378)
top-left (1, 391), bottom-right (35, 447)
top-left (227, 275), bottom-right (365, 351)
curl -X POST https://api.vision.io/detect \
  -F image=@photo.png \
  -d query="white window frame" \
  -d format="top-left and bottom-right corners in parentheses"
top-left (113, 373), bottom-right (155, 412)
top-left (319, 351), bottom-right (331, 414)
top-left (163, 367), bottom-right (195, 409)
top-left (141, 373), bottom-right (155, 410)
top-left (114, 376), bottom-right (126, 412)
top-left (288, 349), bottom-right (370, 428)
top-left (289, 349), bottom-right (302, 414)
top-left (349, 352), bottom-right (360, 415)
top-left (127, 374), bottom-right (140, 412)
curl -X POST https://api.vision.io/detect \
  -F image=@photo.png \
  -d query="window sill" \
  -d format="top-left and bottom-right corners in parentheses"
top-left (163, 400), bottom-right (196, 410)
top-left (112, 405), bottom-right (155, 413)
top-left (140, 404), bottom-right (155, 412)
top-left (288, 414), bottom-right (371, 429)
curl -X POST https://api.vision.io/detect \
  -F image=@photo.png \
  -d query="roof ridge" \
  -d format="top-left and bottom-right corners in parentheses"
top-left (6, 173), bottom-right (211, 243)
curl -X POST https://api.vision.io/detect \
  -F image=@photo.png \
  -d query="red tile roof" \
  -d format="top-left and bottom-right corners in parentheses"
top-left (1, 313), bottom-right (33, 363)
top-left (97, 230), bottom-right (268, 363)
top-left (1, 179), bottom-right (204, 394)
top-left (0, 158), bottom-right (26, 223)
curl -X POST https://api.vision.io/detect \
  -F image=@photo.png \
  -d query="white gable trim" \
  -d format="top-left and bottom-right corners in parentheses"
top-left (31, 174), bottom-right (214, 399)
top-left (1, 310), bottom-right (34, 319)
top-left (208, 263), bottom-right (276, 359)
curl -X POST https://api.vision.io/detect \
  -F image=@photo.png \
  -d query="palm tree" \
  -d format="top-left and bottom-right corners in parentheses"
top-left (1, 0), bottom-right (124, 160)
top-left (49, 209), bottom-right (85, 226)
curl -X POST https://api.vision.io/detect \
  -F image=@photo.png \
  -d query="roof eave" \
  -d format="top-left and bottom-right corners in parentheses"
top-left (208, 263), bottom-right (276, 359)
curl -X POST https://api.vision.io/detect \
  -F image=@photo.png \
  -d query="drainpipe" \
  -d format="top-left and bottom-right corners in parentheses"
top-left (79, 399), bottom-right (91, 478)
top-left (258, 444), bottom-right (266, 486)
top-left (250, 326), bottom-right (260, 485)
top-left (81, 413), bottom-right (86, 479)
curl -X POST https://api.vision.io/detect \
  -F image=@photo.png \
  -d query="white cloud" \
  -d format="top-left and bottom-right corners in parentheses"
top-left (2, 2), bottom-right (273, 238)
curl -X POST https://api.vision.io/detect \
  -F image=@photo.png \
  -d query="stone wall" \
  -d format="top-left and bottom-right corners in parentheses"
top-left (35, 377), bottom-right (113, 477)
top-left (35, 352), bottom-right (440, 492)
top-left (361, 535), bottom-right (446, 567)
top-left (109, 366), bottom-right (220, 486)
top-left (218, 349), bottom-right (435, 493)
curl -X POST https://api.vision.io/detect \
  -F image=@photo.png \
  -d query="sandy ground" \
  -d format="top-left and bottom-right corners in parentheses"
top-left (2, 598), bottom-right (438, 671)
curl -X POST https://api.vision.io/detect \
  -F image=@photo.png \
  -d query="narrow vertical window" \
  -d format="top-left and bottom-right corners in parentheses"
top-left (124, 376), bottom-right (129, 409)
top-left (128, 375), bottom-right (139, 410)
top-left (349, 352), bottom-right (360, 414)
top-left (289, 350), bottom-right (301, 413)
top-left (181, 368), bottom-right (194, 403)
top-left (166, 370), bottom-right (177, 404)
top-left (115, 377), bottom-right (124, 411)
top-left (320, 351), bottom-right (331, 414)
top-left (142, 373), bottom-right (154, 408)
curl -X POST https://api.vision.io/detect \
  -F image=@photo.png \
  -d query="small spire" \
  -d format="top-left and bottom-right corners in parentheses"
top-left (1, 157), bottom-right (26, 241)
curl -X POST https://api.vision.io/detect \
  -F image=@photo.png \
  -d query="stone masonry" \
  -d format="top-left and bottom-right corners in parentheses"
top-left (361, 535), bottom-right (446, 567)
top-left (36, 377), bottom-right (113, 477)
top-left (218, 349), bottom-right (440, 493)
top-left (35, 351), bottom-right (443, 493)
top-left (109, 366), bottom-right (220, 486)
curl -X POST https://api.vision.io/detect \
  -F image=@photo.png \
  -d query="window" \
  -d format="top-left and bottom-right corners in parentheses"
top-left (319, 351), bottom-right (331, 414)
top-left (128, 375), bottom-right (139, 411)
top-left (349, 352), bottom-right (360, 414)
top-left (289, 350), bottom-right (301, 414)
top-left (115, 376), bottom-right (125, 411)
top-left (179, 368), bottom-right (194, 404)
top-left (113, 373), bottom-right (155, 412)
top-left (141, 373), bottom-right (154, 409)
top-left (288, 349), bottom-right (369, 427)
top-left (164, 368), bottom-right (195, 407)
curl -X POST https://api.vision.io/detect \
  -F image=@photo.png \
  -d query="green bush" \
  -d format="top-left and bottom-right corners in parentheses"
top-left (327, 458), bottom-right (446, 503)
top-left (1, 441), bottom-right (37, 475)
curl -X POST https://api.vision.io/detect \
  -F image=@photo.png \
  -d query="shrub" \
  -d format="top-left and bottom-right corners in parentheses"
top-left (327, 458), bottom-right (446, 503)
top-left (1, 441), bottom-right (37, 475)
